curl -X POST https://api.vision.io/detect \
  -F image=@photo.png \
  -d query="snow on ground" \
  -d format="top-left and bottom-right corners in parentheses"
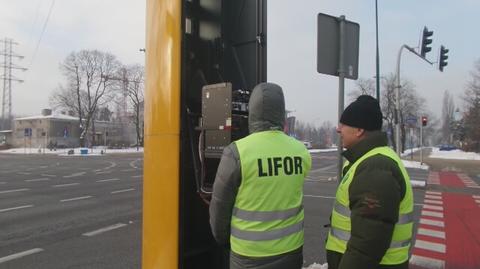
top-left (401, 147), bottom-right (422, 157)
top-left (303, 263), bottom-right (328, 269)
top-left (309, 148), bottom-right (337, 153)
top-left (429, 147), bottom-right (480, 160)
top-left (402, 160), bottom-right (429, 170)
top-left (0, 147), bottom-right (143, 155)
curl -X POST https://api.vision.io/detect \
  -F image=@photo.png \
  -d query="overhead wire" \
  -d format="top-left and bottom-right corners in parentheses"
top-left (30, 0), bottom-right (56, 65)
top-left (28, 0), bottom-right (44, 49)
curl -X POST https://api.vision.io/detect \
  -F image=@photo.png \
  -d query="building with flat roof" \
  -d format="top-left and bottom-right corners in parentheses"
top-left (10, 109), bottom-right (137, 148)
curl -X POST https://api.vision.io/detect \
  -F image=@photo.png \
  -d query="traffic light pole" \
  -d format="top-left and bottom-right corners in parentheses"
top-left (395, 45), bottom-right (407, 156)
top-left (395, 44), bottom-right (433, 156)
top-left (420, 122), bottom-right (423, 164)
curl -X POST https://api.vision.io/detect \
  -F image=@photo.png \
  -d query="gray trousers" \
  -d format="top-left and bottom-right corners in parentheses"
top-left (230, 247), bottom-right (303, 269)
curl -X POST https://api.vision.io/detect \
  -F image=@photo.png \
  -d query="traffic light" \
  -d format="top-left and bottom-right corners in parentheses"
top-left (439, 45), bottom-right (449, 72)
top-left (420, 26), bottom-right (433, 57)
top-left (422, 116), bottom-right (428, 126)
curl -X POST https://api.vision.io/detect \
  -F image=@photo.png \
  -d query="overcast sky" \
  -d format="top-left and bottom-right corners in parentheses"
top-left (1, 0), bottom-right (479, 126)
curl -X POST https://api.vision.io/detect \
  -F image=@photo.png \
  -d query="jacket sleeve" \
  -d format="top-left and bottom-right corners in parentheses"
top-left (209, 143), bottom-right (242, 246)
top-left (338, 156), bottom-right (403, 269)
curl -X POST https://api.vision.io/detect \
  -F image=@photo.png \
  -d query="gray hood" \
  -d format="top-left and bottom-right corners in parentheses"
top-left (248, 82), bottom-right (285, 133)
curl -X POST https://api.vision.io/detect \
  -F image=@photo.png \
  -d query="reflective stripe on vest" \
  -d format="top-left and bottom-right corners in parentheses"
top-left (329, 227), bottom-right (411, 248)
top-left (231, 130), bottom-right (311, 257)
top-left (233, 205), bottom-right (303, 222)
top-left (333, 201), bottom-right (414, 224)
top-left (325, 146), bottom-right (414, 265)
top-left (231, 220), bottom-right (304, 241)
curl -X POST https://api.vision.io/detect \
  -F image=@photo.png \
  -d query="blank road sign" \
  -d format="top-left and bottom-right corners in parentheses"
top-left (317, 13), bottom-right (359, 80)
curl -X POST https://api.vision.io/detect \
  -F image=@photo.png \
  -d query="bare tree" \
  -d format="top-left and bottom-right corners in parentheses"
top-left (105, 64), bottom-right (145, 148)
top-left (294, 120), bottom-right (335, 149)
top-left (50, 50), bottom-right (121, 147)
top-left (349, 73), bottom-right (430, 152)
top-left (462, 59), bottom-right (480, 152)
top-left (352, 78), bottom-right (376, 96)
top-left (441, 90), bottom-right (455, 143)
top-left (125, 64), bottom-right (145, 148)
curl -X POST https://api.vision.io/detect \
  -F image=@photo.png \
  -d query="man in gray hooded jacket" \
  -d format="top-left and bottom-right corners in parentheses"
top-left (209, 82), bottom-right (312, 269)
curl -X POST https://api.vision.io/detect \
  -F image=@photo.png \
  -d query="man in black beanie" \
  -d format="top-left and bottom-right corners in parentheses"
top-left (325, 95), bottom-right (414, 269)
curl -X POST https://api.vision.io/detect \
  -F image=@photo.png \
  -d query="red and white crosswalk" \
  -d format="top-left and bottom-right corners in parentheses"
top-left (411, 191), bottom-right (446, 269)
top-left (411, 171), bottom-right (480, 269)
top-left (427, 172), bottom-right (440, 185)
top-left (457, 173), bottom-right (480, 188)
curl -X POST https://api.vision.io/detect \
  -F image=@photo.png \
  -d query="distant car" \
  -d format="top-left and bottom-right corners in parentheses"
top-left (439, 144), bottom-right (457, 151)
top-left (302, 141), bottom-right (312, 149)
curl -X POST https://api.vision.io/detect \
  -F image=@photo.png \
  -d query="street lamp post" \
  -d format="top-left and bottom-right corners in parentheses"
top-left (375, 0), bottom-right (380, 102)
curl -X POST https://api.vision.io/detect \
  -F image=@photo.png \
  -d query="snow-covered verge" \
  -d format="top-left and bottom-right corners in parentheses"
top-left (429, 147), bottom-right (480, 160)
top-left (401, 147), bottom-right (423, 157)
top-left (0, 147), bottom-right (143, 155)
top-left (402, 160), bottom-right (429, 170)
top-left (309, 148), bottom-right (338, 153)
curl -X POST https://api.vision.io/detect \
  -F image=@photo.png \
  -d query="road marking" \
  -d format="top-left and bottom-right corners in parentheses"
top-left (63, 172), bottom-right (86, 178)
top-left (417, 228), bottom-right (446, 239)
top-left (60, 196), bottom-right (92, 202)
top-left (25, 178), bottom-right (50, 182)
top-left (423, 204), bottom-right (444, 211)
top-left (0, 188), bottom-right (29, 194)
top-left (41, 174), bottom-right (57, 177)
top-left (410, 255), bottom-right (445, 269)
top-left (111, 188), bottom-right (135, 194)
top-left (414, 240), bottom-right (446, 253)
top-left (94, 161), bottom-right (118, 172)
top-left (425, 195), bottom-right (442, 200)
top-left (82, 223), bottom-right (127, 237)
top-left (53, 183), bottom-right (80, 188)
top-left (17, 172), bottom-right (31, 175)
top-left (421, 210), bottom-right (444, 218)
top-left (0, 248), bottom-right (44, 264)
top-left (420, 218), bottom-right (444, 227)
top-left (475, 200), bottom-right (480, 204)
top-left (474, 195), bottom-right (480, 199)
top-left (121, 169), bottom-right (136, 172)
top-left (306, 177), bottom-right (334, 182)
top-left (0, 205), bottom-right (34, 213)
top-left (426, 191), bottom-right (441, 195)
top-left (129, 159), bottom-right (141, 169)
top-left (304, 194), bottom-right (335, 199)
top-left (424, 199), bottom-right (443, 205)
top-left (96, 178), bottom-right (120, 183)
top-left (95, 171), bottom-right (112, 174)
top-left (132, 175), bottom-right (142, 178)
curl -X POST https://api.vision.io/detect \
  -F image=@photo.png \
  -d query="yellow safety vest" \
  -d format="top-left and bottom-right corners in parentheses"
top-left (231, 130), bottom-right (311, 257)
top-left (325, 146), bottom-right (413, 265)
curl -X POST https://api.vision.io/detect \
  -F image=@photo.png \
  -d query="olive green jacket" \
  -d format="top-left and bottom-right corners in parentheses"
top-left (327, 131), bottom-right (409, 269)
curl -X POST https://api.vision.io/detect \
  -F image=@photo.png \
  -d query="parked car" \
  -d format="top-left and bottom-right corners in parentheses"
top-left (439, 144), bottom-right (457, 151)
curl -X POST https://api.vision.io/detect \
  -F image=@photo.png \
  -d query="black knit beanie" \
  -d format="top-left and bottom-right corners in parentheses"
top-left (340, 95), bottom-right (383, 131)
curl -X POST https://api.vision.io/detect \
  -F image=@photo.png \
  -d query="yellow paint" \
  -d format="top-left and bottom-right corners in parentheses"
top-left (143, 0), bottom-right (181, 268)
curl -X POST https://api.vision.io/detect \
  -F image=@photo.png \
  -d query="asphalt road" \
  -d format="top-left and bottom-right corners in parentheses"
top-left (0, 151), bottom-right (433, 268)
top-left (0, 153), bottom-right (143, 269)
